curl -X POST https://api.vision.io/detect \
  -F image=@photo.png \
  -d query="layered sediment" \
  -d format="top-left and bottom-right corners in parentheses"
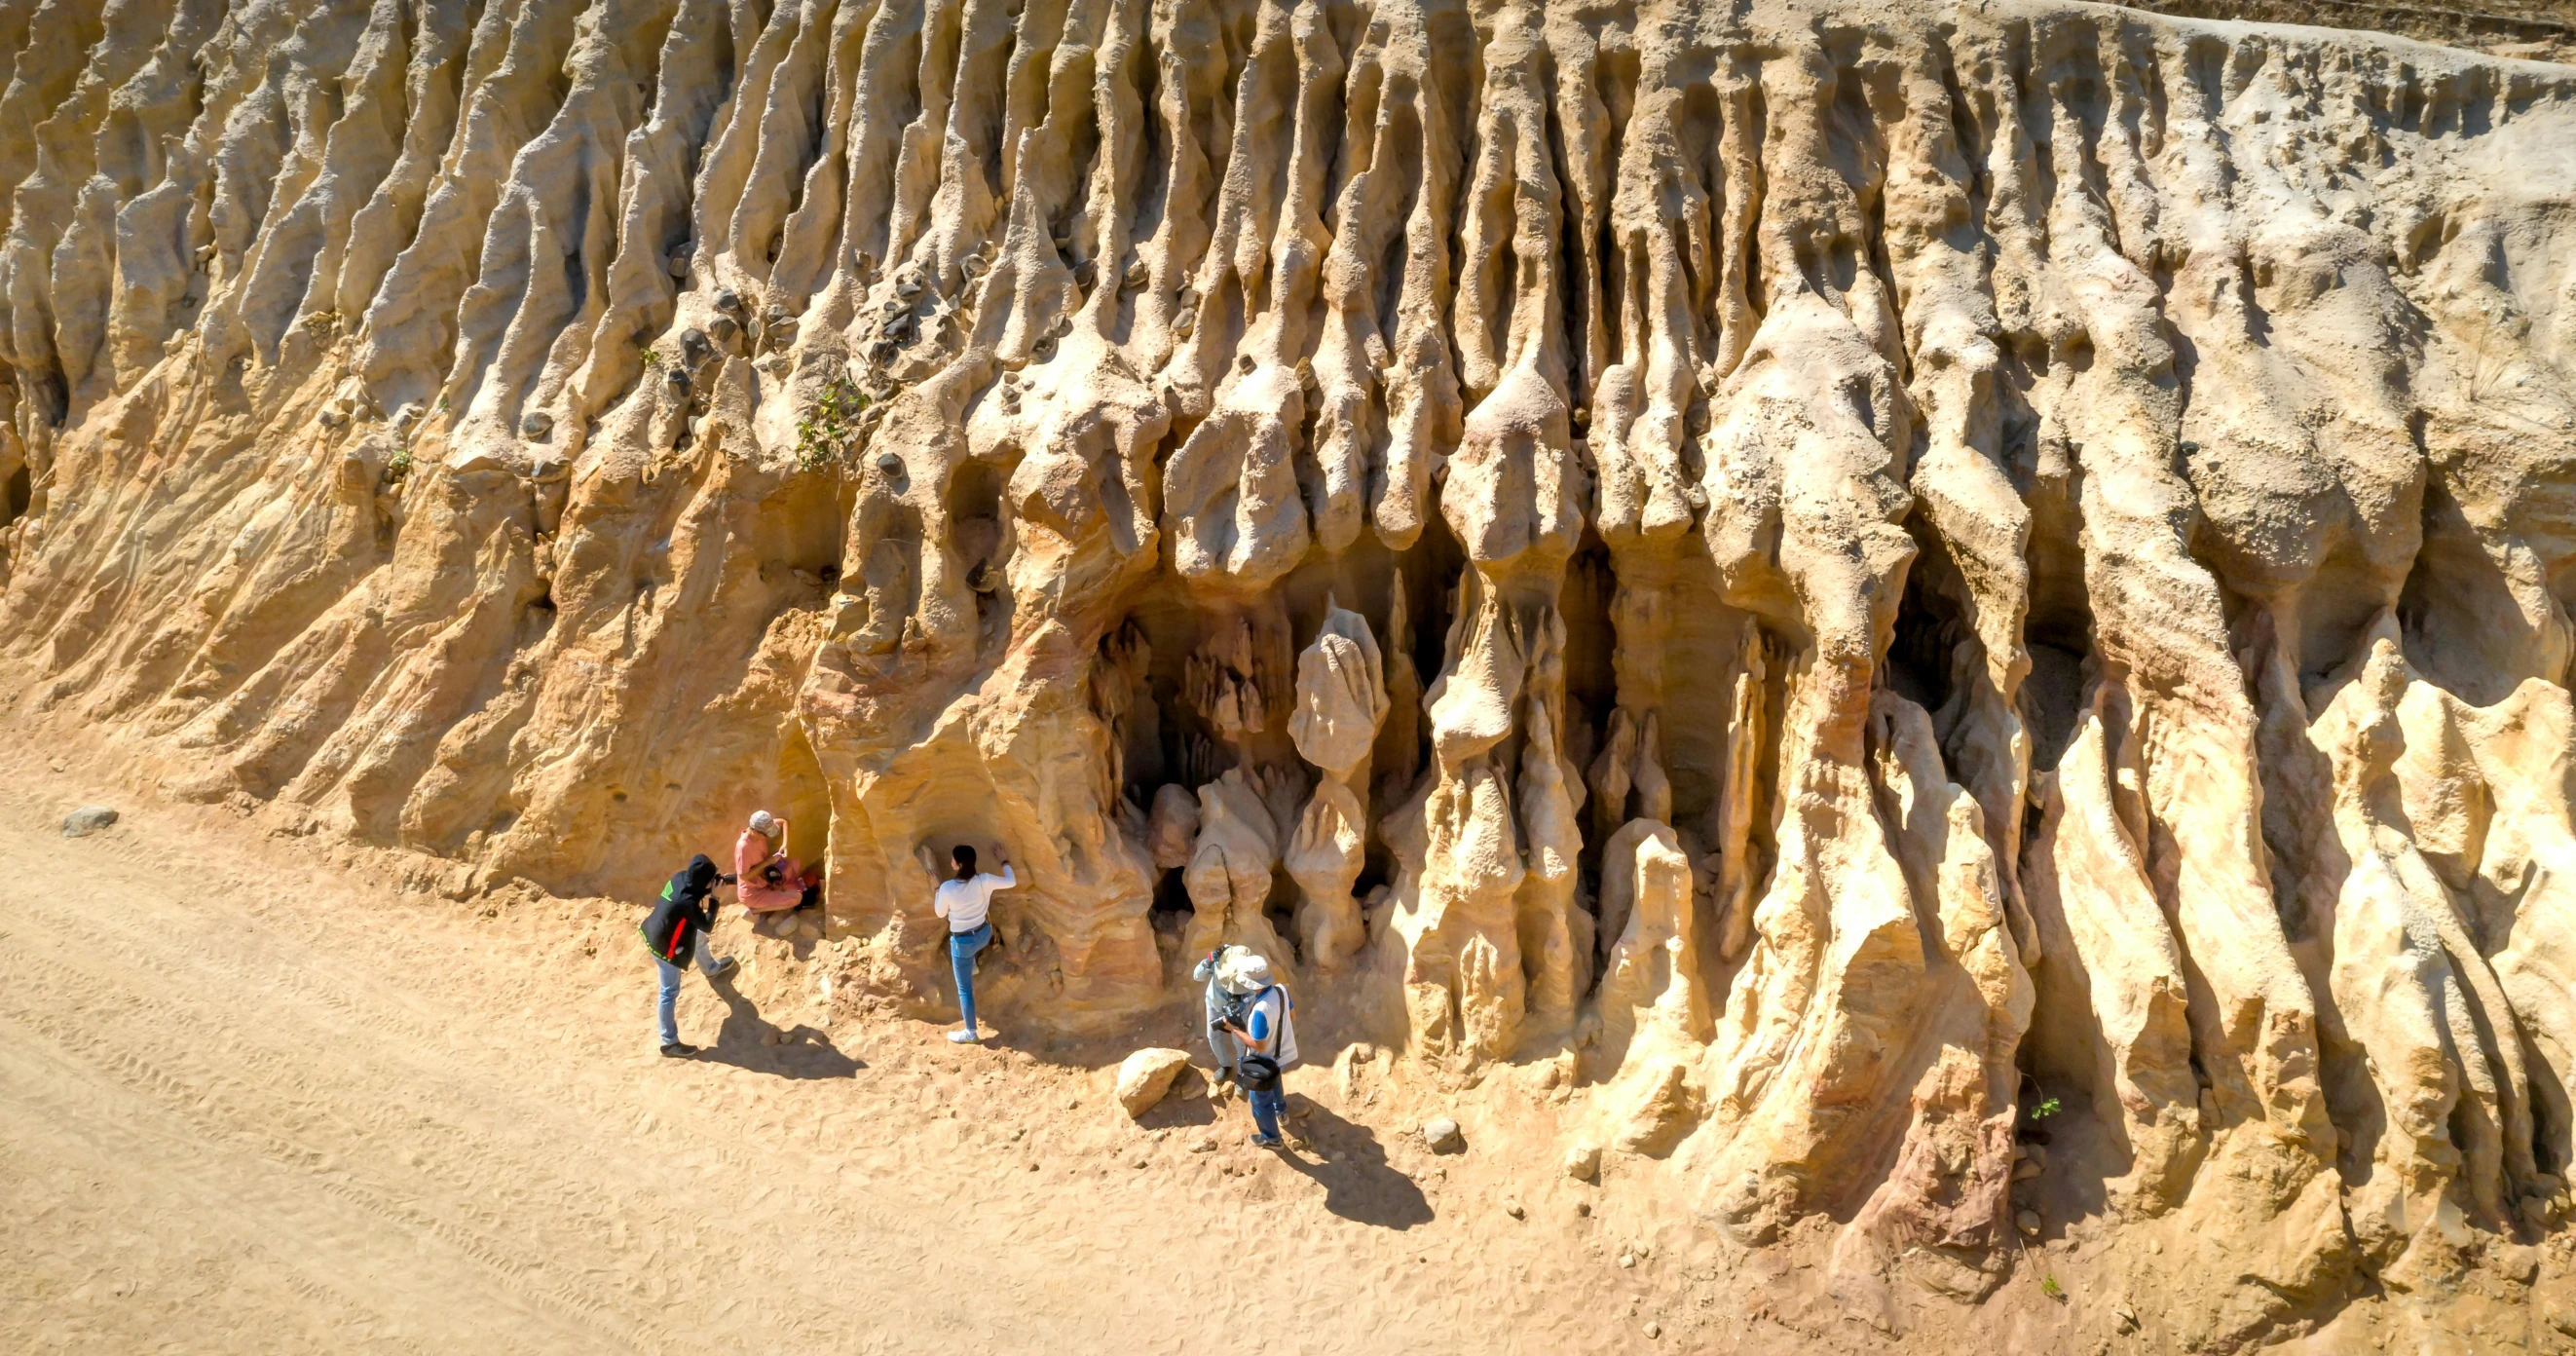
top-left (1, 0), bottom-right (2572, 1342)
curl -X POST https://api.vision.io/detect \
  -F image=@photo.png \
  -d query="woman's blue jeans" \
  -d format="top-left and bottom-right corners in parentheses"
top-left (949, 923), bottom-right (993, 1031)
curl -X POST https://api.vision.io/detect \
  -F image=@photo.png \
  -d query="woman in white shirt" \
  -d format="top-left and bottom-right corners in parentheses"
top-left (934, 843), bottom-right (1015, 1043)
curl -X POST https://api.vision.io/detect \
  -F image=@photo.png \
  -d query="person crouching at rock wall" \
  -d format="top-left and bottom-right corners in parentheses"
top-left (933, 843), bottom-right (1015, 1044)
top-left (736, 810), bottom-right (823, 918)
top-left (1211, 953), bottom-right (1296, 1148)
top-left (640, 853), bottom-right (739, 1057)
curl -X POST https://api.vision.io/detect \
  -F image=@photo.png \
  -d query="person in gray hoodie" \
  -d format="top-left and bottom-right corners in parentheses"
top-left (1192, 945), bottom-right (1249, 1084)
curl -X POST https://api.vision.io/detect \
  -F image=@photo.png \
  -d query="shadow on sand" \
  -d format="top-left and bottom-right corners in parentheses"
top-left (1275, 1099), bottom-right (1434, 1229)
top-left (1134, 1077), bottom-right (1431, 1227)
top-left (693, 974), bottom-right (866, 1079)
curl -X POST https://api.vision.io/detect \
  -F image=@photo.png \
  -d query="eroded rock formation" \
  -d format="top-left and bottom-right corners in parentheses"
top-left (1, 0), bottom-right (2571, 1341)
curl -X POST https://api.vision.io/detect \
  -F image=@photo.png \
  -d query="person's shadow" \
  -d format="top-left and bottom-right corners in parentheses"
top-left (695, 972), bottom-right (865, 1079)
top-left (1274, 1100), bottom-right (1433, 1229)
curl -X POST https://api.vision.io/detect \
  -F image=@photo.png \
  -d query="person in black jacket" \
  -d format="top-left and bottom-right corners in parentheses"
top-left (641, 853), bottom-right (740, 1057)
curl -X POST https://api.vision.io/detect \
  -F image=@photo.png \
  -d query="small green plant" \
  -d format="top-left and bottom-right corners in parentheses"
top-left (639, 344), bottom-right (663, 368)
top-left (387, 445), bottom-right (414, 479)
top-left (795, 373), bottom-right (870, 472)
top-left (2040, 1275), bottom-right (2064, 1300)
top-left (2029, 1096), bottom-right (2063, 1120)
top-left (436, 395), bottom-right (451, 415)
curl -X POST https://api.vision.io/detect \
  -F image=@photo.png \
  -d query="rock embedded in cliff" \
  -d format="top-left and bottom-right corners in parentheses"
top-left (1287, 603), bottom-right (1390, 783)
top-left (1145, 785), bottom-right (1202, 873)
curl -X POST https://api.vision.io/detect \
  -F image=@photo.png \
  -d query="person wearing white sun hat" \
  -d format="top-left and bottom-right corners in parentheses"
top-left (1211, 952), bottom-right (1296, 1147)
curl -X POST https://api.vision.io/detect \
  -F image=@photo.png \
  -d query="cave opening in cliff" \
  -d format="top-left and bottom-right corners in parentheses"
top-left (1109, 590), bottom-right (1261, 797)
top-left (945, 457), bottom-right (1007, 578)
top-left (2535, 1075), bottom-right (2568, 1180)
top-left (1150, 861), bottom-right (1194, 926)
top-left (1098, 512), bottom-right (1457, 945)
top-left (847, 493), bottom-right (926, 656)
top-left (524, 581), bottom-right (557, 643)
top-left (1560, 537), bottom-right (1621, 895)
top-left (776, 720), bottom-right (834, 918)
top-left (2293, 545), bottom-right (2402, 691)
top-left (29, 366), bottom-right (64, 429)
top-left (1885, 543), bottom-right (1961, 724)
top-left (2397, 467), bottom-right (2528, 705)
top-left (2023, 459), bottom-right (2097, 775)
top-left (1382, 517), bottom-right (1465, 788)
top-left (3, 463), bottom-right (26, 526)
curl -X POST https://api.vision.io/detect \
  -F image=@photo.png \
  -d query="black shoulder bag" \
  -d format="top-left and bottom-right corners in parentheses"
top-left (1236, 987), bottom-right (1286, 1092)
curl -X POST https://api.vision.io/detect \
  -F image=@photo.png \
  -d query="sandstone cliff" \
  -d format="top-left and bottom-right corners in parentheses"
top-left (1, 0), bottom-right (2571, 1342)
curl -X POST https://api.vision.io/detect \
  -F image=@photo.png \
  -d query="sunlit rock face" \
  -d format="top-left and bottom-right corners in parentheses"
top-left (1, 0), bottom-right (2571, 1340)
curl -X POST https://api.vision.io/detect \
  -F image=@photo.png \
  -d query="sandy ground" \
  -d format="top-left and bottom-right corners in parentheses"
top-left (0, 748), bottom-right (1717, 1356)
top-left (3, 738), bottom-right (2559, 1355)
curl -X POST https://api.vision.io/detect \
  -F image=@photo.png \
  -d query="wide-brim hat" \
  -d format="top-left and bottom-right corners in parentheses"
top-left (1217, 951), bottom-right (1273, 996)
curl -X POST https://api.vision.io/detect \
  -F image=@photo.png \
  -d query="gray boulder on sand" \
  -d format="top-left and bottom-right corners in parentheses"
top-left (61, 807), bottom-right (119, 839)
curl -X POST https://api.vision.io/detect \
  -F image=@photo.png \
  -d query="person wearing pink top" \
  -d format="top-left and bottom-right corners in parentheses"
top-left (735, 810), bottom-right (821, 915)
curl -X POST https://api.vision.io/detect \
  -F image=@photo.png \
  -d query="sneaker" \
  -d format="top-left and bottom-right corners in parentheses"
top-left (947, 1029), bottom-right (982, 1044)
top-left (1251, 1134), bottom-right (1285, 1149)
top-left (705, 957), bottom-right (739, 980)
top-left (660, 1041), bottom-right (699, 1058)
